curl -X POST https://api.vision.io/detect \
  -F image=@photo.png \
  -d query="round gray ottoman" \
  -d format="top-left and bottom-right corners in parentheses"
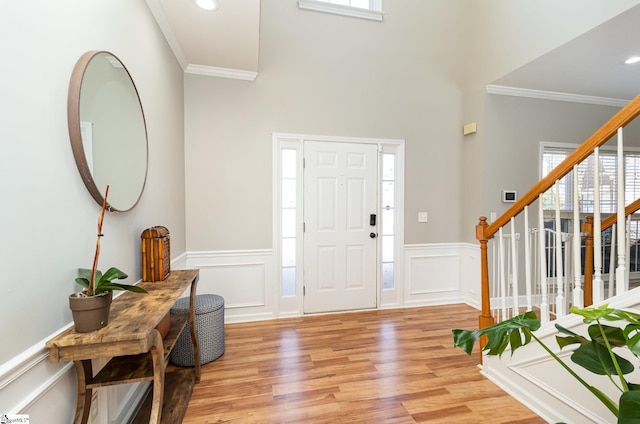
top-left (170, 294), bottom-right (225, 366)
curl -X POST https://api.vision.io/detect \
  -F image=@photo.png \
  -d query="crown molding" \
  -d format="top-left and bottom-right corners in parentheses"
top-left (185, 64), bottom-right (258, 81)
top-left (486, 85), bottom-right (630, 108)
top-left (145, 0), bottom-right (188, 69)
top-left (145, 0), bottom-right (258, 81)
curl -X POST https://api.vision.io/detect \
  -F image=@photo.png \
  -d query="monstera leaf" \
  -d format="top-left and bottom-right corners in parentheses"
top-left (452, 307), bottom-right (627, 418)
top-left (452, 311), bottom-right (540, 356)
top-left (556, 323), bottom-right (634, 376)
top-left (619, 390), bottom-right (640, 424)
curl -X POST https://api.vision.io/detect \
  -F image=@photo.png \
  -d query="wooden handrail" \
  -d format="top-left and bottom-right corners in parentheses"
top-left (601, 197), bottom-right (640, 231)
top-left (477, 94), bottom-right (640, 244)
top-left (477, 94), bottom-right (640, 339)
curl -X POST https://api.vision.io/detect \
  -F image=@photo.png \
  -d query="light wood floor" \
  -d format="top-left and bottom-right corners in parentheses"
top-left (183, 304), bottom-right (545, 424)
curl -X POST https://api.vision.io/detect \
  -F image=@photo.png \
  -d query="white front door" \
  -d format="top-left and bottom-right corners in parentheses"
top-left (303, 141), bottom-right (378, 313)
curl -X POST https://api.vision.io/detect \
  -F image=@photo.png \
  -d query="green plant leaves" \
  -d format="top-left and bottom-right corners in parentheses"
top-left (556, 323), bottom-right (633, 376)
top-left (570, 304), bottom-right (616, 322)
top-left (74, 267), bottom-right (147, 296)
top-left (589, 324), bottom-right (627, 348)
top-left (618, 390), bottom-right (640, 424)
top-left (570, 338), bottom-right (634, 376)
top-left (452, 305), bottom-right (640, 419)
top-left (101, 267), bottom-right (128, 282)
top-left (93, 282), bottom-right (147, 294)
top-left (452, 311), bottom-right (540, 356)
top-left (74, 277), bottom-right (89, 290)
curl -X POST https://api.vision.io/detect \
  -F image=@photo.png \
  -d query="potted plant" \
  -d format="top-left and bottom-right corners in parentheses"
top-left (452, 304), bottom-right (640, 423)
top-left (69, 185), bottom-right (147, 333)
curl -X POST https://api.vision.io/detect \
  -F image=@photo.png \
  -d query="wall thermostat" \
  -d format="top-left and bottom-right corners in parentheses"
top-left (502, 190), bottom-right (517, 203)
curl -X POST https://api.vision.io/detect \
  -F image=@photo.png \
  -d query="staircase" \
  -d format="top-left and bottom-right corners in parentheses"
top-left (476, 95), bottom-right (640, 423)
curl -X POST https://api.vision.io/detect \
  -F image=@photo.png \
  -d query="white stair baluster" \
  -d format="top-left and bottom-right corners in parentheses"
top-left (626, 216), bottom-right (631, 291)
top-left (539, 197), bottom-right (549, 322)
top-left (593, 147), bottom-right (603, 303)
top-left (610, 224), bottom-right (616, 298)
top-left (617, 127), bottom-right (627, 296)
top-left (499, 227), bottom-right (507, 321)
top-left (555, 180), bottom-right (566, 317)
top-left (573, 165), bottom-right (583, 308)
top-left (564, 232), bottom-right (572, 313)
top-left (510, 217), bottom-right (519, 316)
top-left (491, 240), bottom-right (498, 319)
top-left (524, 206), bottom-right (532, 311)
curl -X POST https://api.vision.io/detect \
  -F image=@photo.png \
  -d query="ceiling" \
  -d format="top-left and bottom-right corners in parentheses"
top-left (145, 1), bottom-right (640, 104)
top-left (490, 4), bottom-right (640, 106)
top-left (146, 0), bottom-right (261, 80)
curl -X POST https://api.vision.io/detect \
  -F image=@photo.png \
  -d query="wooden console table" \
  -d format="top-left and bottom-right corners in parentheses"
top-left (46, 269), bottom-right (201, 424)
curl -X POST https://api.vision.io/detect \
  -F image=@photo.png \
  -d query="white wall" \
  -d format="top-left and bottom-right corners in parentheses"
top-left (0, 0), bottom-right (185, 421)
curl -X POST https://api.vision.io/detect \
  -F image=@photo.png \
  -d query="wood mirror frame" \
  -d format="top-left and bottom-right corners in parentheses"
top-left (68, 50), bottom-right (148, 212)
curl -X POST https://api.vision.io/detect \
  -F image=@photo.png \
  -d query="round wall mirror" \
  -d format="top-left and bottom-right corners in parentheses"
top-left (68, 50), bottom-right (148, 212)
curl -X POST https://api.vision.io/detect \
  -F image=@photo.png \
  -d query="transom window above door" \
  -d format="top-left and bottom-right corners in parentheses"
top-left (298, 0), bottom-right (385, 21)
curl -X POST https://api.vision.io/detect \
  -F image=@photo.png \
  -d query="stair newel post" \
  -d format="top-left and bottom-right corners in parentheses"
top-left (477, 216), bottom-right (495, 359)
top-left (582, 216), bottom-right (594, 306)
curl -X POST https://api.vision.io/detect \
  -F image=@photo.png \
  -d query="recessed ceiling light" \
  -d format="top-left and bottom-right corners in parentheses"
top-left (625, 56), bottom-right (640, 64)
top-left (193, 0), bottom-right (219, 11)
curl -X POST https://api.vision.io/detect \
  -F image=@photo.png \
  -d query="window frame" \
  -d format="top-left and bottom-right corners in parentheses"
top-left (298, 0), bottom-right (385, 22)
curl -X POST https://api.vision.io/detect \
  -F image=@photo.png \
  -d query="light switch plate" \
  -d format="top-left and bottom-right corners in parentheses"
top-left (418, 212), bottom-right (428, 222)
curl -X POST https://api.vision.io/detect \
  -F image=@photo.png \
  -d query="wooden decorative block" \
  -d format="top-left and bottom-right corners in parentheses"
top-left (141, 226), bottom-right (170, 282)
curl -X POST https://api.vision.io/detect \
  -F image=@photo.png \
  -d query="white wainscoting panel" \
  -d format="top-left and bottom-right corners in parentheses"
top-left (186, 249), bottom-right (277, 323)
top-left (403, 243), bottom-right (479, 307)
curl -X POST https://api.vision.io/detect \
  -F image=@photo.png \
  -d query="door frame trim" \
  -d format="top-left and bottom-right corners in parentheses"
top-left (272, 133), bottom-right (405, 316)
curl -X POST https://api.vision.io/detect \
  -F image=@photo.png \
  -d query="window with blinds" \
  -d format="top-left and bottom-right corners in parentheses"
top-left (541, 146), bottom-right (640, 214)
top-left (541, 144), bottom-right (640, 274)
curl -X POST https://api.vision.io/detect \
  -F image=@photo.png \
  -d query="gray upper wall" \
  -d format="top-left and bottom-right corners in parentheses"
top-left (481, 95), bottom-right (640, 222)
top-left (185, 1), bottom-right (469, 250)
top-left (185, 0), bottom-right (640, 249)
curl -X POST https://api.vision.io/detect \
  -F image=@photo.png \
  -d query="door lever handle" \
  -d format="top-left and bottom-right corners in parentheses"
top-left (369, 214), bottom-right (376, 226)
